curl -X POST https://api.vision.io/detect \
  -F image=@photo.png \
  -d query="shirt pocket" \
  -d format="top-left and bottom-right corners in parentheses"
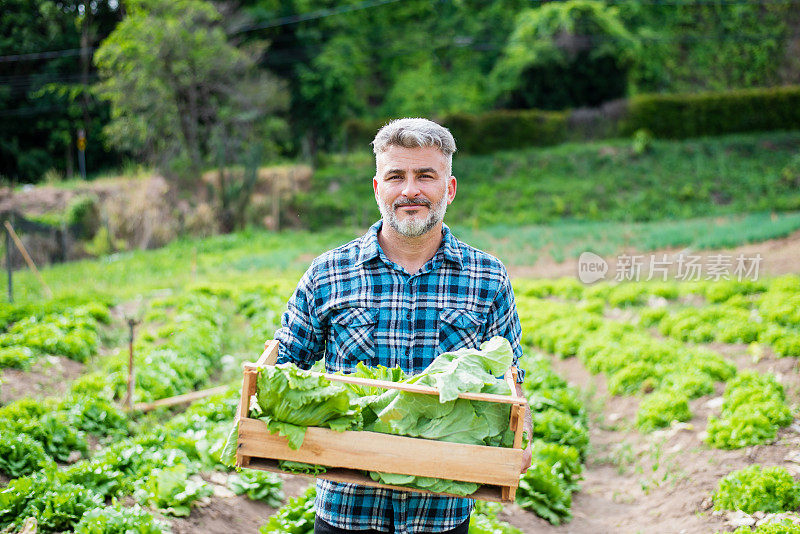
top-left (329, 307), bottom-right (379, 370)
top-left (438, 308), bottom-right (483, 354)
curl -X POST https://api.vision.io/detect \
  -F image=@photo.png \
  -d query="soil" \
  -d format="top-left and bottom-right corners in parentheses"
top-left (0, 355), bottom-right (84, 405)
top-left (507, 229), bottom-right (800, 279)
top-left (168, 472), bottom-right (312, 534)
top-left (495, 350), bottom-right (800, 534)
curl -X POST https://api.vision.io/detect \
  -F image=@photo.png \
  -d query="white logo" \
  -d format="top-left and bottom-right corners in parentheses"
top-left (578, 252), bottom-right (608, 284)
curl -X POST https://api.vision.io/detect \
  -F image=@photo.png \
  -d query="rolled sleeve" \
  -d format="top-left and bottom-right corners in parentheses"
top-left (274, 267), bottom-right (325, 369)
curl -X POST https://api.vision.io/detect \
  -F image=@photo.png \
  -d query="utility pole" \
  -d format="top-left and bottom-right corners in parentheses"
top-left (79, 1), bottom-right (92, 180)
top-left (77, 129), bottom-right (87, 180)
top-left (5, 219), bottom-right (12, 303)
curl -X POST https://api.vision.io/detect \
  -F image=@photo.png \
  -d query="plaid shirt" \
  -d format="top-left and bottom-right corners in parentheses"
top-left (275, 220), bottom-right (523, 534)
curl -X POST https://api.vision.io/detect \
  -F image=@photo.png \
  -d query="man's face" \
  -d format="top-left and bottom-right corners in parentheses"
top-left (373, 145), bottom-right (457, 238)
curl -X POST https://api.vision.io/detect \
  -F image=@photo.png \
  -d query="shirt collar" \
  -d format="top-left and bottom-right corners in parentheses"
top-left (356, 220), bottom-right (463, 269)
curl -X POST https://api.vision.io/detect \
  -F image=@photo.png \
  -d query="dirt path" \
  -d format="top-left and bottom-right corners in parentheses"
top-left (497, 342), bottom-right (800, 534)
top-left (507, 229), bottom-right (800, 279)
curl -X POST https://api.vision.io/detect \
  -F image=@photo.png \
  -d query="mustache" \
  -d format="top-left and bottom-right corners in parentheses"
top-left (394, 197), bottom-right (431, 208)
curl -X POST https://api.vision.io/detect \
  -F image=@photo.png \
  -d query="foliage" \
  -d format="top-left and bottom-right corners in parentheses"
top-left (297, 131), bottom-right (800, 231)
top-left (133, 464), bottom-right (212, 517)
top-left (636, 391), bottom-right (691, 432)
top-left (531, 408), bottom-right (589, 458)
top-left (94, 0), bottom-right (287, 230)
top-left (227, 470), bottom-right (285, 506)
top-left (0, 0), bottom-right (123, 184)
top-left (443, 110), bottom-right (568, 155)
top-left (714, 465), bottom-right (800, 514)
top-left (0, 346), bottom-right (34, 369)
top-left (259, 486), bottom-right (316, 534)
top-left (254, 363), bottom-right (361, 449)
top-left (0, 411), bottom-right (88, 462)
top-left (619, 0), bottom-right (797, 94)
top-left (61, 395), bottom-right (130, 437)
top-left (0, 434), bottom-right (56, 479)
top-left (469, 501), bottom-right (522, 534)
top-left (0, 471), bottom-right (103, 533)
top-left (66, 195), bottom-right (102, 239)
top-left (727, 522), bottom-right (800, 534)
top-left (73, 505), bottom-right (165, 534)
top-left (516, 463), bottom-right (573, 525)
top-left (705, 371), bottom-right (794, 449)
top-left (625, 87), bottom-right (800, 139)
top-left (491, 0), bottom-right (638, 110)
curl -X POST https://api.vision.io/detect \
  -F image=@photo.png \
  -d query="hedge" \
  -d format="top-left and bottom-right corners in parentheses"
top-left (343, 85), bottom-right (800, 153)
top-left (625, 86), bottom-right (800, 139)
top-left (344, 109), bottom-right (568, 155)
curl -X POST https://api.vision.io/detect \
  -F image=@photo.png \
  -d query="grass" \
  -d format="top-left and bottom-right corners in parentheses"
top-left (297, 130), bottom-right (800, 230)
top-left (5, 209), bottom-right (800, 305)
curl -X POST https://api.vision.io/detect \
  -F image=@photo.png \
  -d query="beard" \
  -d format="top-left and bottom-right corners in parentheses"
top-left (378, 189), bottom-right (449, 238)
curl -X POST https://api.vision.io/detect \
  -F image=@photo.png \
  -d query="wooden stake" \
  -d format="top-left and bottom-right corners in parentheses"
top-left (3, 220), bottom-right (52, 298)
top-left (133, 385), bottom-right (230, 412)
top-left (124, 318), bottom-right (137, 411)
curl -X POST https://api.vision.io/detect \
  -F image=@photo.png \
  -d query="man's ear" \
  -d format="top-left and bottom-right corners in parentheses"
top-left (373, 176), bottom-right (379, 198)
top-left (447, 176), bottom-right (457, 204)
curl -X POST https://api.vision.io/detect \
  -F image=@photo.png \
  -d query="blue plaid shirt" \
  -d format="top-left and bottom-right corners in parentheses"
top-left (275, 220), bottom-right (523, 534)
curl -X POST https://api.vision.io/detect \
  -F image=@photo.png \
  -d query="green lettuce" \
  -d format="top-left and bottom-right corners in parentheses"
top-left (246, 337), bottom-right (519, 497)
top-left (255, 363), bottom-right (362, 449)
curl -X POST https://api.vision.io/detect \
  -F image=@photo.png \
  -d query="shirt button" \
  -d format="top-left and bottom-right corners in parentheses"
top-left (406, 311), bottom-right (412, 319)
top-left (406, 347), bottom-right (411, 356)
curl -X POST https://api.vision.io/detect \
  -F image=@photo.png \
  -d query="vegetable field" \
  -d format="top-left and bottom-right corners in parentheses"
top-left (1, 233), bottom-right (799, 533)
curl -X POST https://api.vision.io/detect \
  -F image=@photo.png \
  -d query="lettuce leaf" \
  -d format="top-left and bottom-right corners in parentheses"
top-left (255, 364), bottom-right (362, 449)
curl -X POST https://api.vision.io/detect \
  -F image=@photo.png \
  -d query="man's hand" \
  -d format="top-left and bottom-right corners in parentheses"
top-left (514, 381), bottom-right (533, 474)
top-left (520, 442), bottom-right (532, 474)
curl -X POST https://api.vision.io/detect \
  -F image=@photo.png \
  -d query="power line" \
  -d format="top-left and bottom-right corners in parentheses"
top-left (2, 0), bottom-right (798, 63)
top-left (0, 0), bottom-right (403, 63)
top-left (0, 47), bottom-right (91, 64)
top-left (231, 0), bottom-right (403, 34)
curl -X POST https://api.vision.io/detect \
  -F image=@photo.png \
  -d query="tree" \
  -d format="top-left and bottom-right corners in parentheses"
top-left (0, 0), bottom-right (122, 183)
top-left (490, 0), bottom-right (639, 110)
top-left (94, 0), bottom-right (288, 231)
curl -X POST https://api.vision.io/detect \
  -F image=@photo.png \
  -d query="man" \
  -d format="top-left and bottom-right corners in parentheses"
top-left (275, 118), bottom-right (532, 534)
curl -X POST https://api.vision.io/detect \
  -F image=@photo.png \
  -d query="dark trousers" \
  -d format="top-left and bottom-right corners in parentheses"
top-left (314, 516), bottom-right (470, 534)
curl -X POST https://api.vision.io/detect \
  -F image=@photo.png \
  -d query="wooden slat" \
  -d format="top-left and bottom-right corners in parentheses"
top-left (245, 458), bottom-right (508, 502)
top-left (257, 341), bottom-right (279, 366)
top-left (236, 370), bottom-right (258, 468)
top-left (132, 385), bottom-right (230, 412)
top-left (239, 367), bottom-right (528, 406)
top-left (238, 417), bottom-right (522, 487)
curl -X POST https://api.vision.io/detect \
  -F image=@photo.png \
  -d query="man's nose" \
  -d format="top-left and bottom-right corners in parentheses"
top-left (402, 179), bottom-right (421, 198)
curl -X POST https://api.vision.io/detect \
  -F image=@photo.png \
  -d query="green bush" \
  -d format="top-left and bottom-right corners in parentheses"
top-left (636, 391), bottom-right (691, 432)
top-left (469, 501), bottom-right (522, 534)
top-left (727, 522), bottom-right (800, 534)
top-left (517, 463), bottom-right (572, 525)
top-left (0, 433), bottom-right (56, 478)
top-left (625, 86), bottom-right (800, 139)
top-left (714, 465), bottom-right (800, 514)
top-left (73, 505), bottom-right (165, 534)
top-left (705, 371), bottom-right (794, 449)
top-left (0, 346), bottom-right (34, 369)
top-left (443, 109), bottom-right (568, 154)
top-left (66, 194), bottom-right (101, 240)
top-left (227, 470), bottom-right (284, 506)
top-left (260, 486), bottom-right (316, 534)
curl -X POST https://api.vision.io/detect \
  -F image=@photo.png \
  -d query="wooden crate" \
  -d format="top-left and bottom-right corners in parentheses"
top-left (235, 340), bottom-right (527, 502)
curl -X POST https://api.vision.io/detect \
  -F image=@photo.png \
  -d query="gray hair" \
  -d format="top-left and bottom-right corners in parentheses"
top-left (371, 118), bottom-right (457, 167)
